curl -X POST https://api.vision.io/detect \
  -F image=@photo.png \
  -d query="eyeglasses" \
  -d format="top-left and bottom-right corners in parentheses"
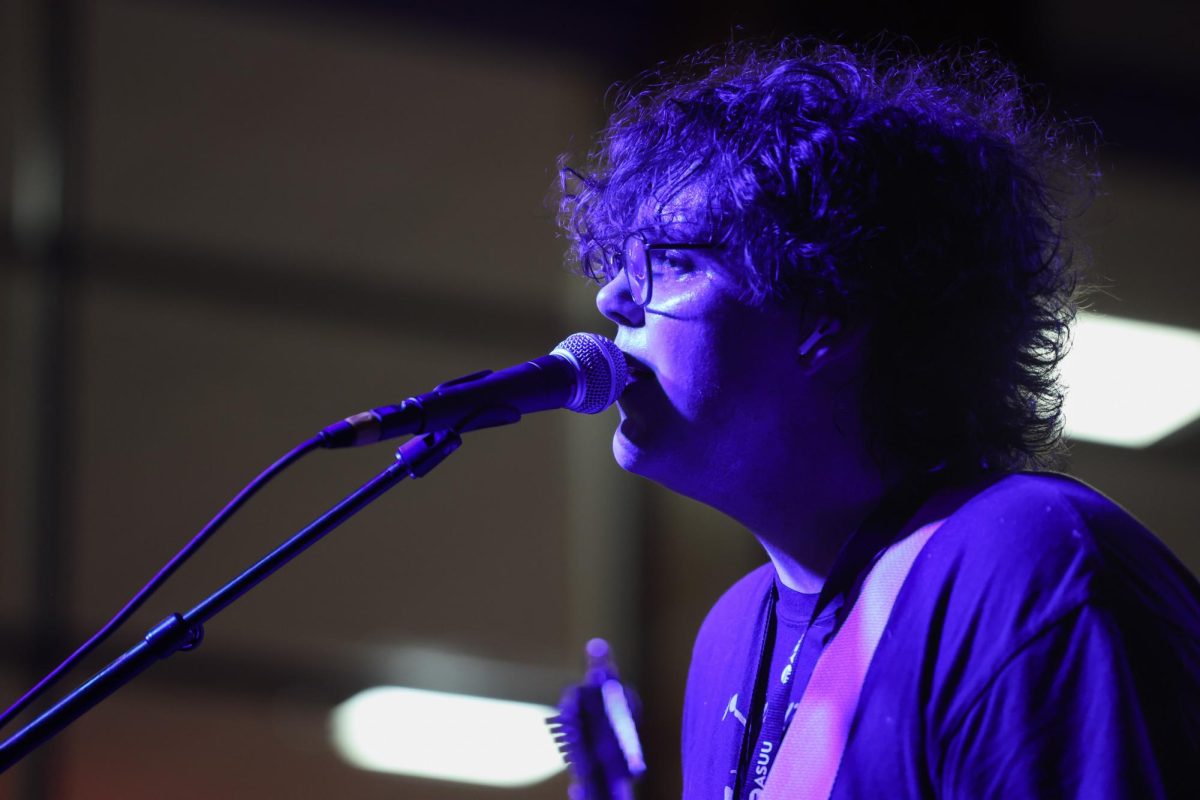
top-left (601, 232), bottom-right (714, 307)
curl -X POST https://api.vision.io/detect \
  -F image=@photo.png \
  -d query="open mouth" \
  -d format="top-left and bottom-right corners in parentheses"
top-left (623, 353), bottom-right (654, 383)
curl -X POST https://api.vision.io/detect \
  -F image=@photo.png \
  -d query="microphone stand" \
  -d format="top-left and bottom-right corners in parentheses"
top-left (0, 429), bottom-right (462, 773)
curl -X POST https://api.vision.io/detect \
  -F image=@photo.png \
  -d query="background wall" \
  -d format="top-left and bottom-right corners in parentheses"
top-left (1, 1), bottom-right (1196, 798)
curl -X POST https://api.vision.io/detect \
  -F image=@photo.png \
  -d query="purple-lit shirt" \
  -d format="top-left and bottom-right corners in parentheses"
top-left (682, 472), bottom-right (1200, 799)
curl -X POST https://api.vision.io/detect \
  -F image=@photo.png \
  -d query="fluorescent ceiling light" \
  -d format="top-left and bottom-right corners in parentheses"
top-left (1062, 311), bottom-right (1200, 448)
top-left (330, 687), bottom-right (565, 787)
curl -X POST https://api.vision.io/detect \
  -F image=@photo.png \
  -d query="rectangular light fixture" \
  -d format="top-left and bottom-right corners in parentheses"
top-left (1061, 311), bottom-right (1200, 448)
top-left (330, 686), bottom-right (565, 787)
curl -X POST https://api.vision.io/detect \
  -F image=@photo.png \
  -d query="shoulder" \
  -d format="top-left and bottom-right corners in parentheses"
top-left (940, 471), bottom-right (1115, 557)
top-left (687, 563), bottom-right (774, 695)
top-left (926, 473), bottom-right (1151, 600)
top-left (953, 470), bottom-right (1127, 523)
top-left (693, 562), bottom-right (774, 654)
top-left (892, 471), bottom-right (1200, 689)
top-left (913, 475), bottom-right (1200, 793)
top-left (683, 563), bottom-right (774, 752)
top-left (928, 471), bottom-right (1199, 626)
top-left (899, 470), bottom-right (1200, 710)
top-left (905, 473), bottom-right (1104, 637)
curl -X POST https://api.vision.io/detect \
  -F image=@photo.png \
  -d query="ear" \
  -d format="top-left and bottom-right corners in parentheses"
top-left (797, 316), bottom-right (844, 362)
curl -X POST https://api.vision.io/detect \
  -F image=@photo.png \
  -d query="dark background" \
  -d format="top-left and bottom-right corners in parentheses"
top-left (1, 1), bottom-right (1197, 797)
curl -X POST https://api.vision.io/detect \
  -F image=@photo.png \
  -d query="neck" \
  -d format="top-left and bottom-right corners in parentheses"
top-left (756, 468), bottom-right (993, 593)
top-left (753, 473), bottom-right (895, 593)
top-left (710, 445), bottom-right (905, 594)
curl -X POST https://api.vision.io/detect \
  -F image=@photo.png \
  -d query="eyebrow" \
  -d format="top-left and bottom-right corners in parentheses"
top-left (640, 220), bottom-right (712, 242)
top-left (643, 241), bottom-right (711, 250)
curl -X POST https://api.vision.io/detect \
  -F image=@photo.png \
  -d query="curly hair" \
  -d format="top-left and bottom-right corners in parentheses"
top-left (557, 38), bottom-right (1096, 475)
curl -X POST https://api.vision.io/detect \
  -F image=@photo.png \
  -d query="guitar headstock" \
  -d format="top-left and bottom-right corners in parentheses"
top-left (547, 639), bottom-right (646, 800)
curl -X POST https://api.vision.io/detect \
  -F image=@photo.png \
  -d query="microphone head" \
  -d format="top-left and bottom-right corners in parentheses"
top-left (552, 333), bottom-right (628, 414)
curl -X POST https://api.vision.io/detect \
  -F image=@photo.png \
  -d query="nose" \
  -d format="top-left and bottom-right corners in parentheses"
top-left (596, 268), bottom-right (645, 328)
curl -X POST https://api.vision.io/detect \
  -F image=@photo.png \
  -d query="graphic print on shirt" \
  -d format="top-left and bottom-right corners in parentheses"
top-left (722, 693), bottom-right (748, 727)
top-left (779, 638), bottom-right (802, 684)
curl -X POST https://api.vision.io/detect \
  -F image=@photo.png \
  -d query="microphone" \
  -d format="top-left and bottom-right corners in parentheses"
top-left (318, 332), bottom-right (627, 448)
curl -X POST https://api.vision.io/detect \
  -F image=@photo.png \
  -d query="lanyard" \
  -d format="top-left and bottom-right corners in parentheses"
top-left (738, 591), bottom-right (807, 799)
top-left (733, 474), bottom-right (945, 798)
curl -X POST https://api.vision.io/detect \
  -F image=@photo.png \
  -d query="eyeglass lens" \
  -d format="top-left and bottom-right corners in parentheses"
top-left (623, 234), bottom-right (651, 306)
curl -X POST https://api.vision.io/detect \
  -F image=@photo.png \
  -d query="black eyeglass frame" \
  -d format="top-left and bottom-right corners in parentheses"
top-left (605, 232), bottom-right (715, 307)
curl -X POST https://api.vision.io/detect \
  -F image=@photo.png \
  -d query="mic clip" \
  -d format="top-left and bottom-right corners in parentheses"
top-left (395, 429), bottom-right (462, 478)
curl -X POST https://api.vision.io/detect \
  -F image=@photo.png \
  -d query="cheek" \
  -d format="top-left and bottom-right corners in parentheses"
top-left (651, 327), bottom-right (736, 419)
top-left (678, 334), bottom-right (793, 421)
top-left (642, 280), bottom-right (796, 420)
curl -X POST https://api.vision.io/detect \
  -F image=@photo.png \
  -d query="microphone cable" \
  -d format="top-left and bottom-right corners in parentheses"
top-left (0, 434), bottom-right (324, 733)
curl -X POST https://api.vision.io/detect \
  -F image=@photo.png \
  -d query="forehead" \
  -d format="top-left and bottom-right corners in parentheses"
top-left (631, 181), bottom-right (716, 240)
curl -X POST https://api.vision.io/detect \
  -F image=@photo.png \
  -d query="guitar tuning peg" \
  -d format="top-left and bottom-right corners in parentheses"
top-left (584, 638), bottom-right (617, 684)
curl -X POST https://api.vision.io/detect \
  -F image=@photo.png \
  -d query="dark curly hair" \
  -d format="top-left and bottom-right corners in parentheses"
top-left (557, 38), bottom-right (1096, 475)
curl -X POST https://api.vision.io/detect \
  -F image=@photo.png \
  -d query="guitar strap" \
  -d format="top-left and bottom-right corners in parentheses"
top-left (760, 517), bottom-right (944, 800)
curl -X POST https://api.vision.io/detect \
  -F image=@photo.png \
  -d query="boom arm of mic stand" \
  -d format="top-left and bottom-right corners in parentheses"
top-left (0, 429), bottom-right (462, 773)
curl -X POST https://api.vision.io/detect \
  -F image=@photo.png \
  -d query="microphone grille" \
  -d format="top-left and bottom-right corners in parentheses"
top-left (552, 333), bottom-right (628, 414)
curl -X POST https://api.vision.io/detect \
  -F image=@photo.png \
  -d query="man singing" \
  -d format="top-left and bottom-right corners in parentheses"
top-left (557, 40), bottom-right (1200, 798)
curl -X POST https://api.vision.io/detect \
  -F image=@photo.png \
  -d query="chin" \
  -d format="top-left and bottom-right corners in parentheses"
top-left (612, 421), bottom-right (702, 498)
top-left (612, 419), bottom-right (649, 474)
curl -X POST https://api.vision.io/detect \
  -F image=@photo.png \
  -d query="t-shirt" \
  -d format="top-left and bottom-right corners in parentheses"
top-left (681, 472), bottom-right (1200, 799)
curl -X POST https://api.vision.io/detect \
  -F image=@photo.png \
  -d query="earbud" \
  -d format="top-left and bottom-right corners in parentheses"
top-left (797, 316), bottom-right (843, 358)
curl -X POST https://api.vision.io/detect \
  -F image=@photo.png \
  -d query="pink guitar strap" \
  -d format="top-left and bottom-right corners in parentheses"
top-left (761, 518), bottom-right (945, 800)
